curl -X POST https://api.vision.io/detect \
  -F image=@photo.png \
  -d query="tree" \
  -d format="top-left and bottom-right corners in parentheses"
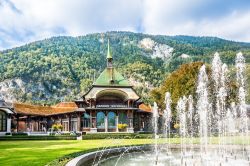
top-left (80, 79), bottom-right (93, 94)
top-left (150, 62), bottom-right (204, 118)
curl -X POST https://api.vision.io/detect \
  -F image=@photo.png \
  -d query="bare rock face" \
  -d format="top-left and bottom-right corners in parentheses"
top-left (180, 53), bottom-right (190, 59)
top-left (0, 78), bottom-right (25, 102)
top-left (139, 38), bottom-right (174, 59)
top-left (0, 77), bottom-right (77, 104)
top-left (139, 38), bottom-right (155, 50)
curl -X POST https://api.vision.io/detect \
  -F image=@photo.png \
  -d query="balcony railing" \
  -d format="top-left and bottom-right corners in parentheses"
top-left (96, 104), bottom-right (127, 108)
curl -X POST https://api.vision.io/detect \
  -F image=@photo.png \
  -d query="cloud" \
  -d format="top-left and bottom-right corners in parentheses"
top-left (0, 0), bottom-right (250, 50)
top-left (0, 0), bottom-right (144, 50)
top-left (1, 0), bottom-right (21, 14)
top-left (142, 0), bottom-right (250, 42)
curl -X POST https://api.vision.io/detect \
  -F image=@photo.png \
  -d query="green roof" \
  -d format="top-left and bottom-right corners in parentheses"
top-left (93, 68), bottom-right (130, 86)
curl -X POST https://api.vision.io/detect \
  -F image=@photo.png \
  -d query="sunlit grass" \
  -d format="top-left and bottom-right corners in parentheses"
top-left (0, 136), bottom-right (249, 166)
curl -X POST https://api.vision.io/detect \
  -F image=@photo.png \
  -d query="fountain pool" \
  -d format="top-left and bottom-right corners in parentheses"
top-left (99, 147), bottom-right (250, 166)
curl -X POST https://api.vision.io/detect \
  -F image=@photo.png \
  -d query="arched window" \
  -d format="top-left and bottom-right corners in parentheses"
top-left (0, 111), bottom-right (7, 132)
top-left (82, 113), bottom-right (90, 128)
top-left (96, 112), bottom-right (105, 129)
top-left (108, 112), bottom-right (116, 128)
top-left (119, 112), bottom-right (127, 124)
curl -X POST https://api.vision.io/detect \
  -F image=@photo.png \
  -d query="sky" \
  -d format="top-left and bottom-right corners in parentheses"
top-left (1, 0), bottom-right (250, 50)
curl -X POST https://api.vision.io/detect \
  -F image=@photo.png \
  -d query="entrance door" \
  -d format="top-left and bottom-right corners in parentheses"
top-left (71, 121), bottom-right (77, 131)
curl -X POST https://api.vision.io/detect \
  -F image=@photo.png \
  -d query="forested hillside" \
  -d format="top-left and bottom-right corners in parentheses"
top-left (0, 31), bottom-right (250, 105)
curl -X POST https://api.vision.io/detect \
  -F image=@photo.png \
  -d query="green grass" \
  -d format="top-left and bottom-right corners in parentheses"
top-left (0, 139), bottom-right (154, 166)
top-left (0, 137), bottom-right (249, 166)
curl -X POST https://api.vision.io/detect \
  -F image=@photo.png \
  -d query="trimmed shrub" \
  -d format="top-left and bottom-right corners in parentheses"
top-left (137, 131), bottom-right (153, 134)
top-left (0, 135), bottom-right (76, 141)
top-left (12, 132), bottom-right (28, 136)
top-left (50, 132), bottom-right (82, 137)
top-left (82, 133), bottom-right (153, 140)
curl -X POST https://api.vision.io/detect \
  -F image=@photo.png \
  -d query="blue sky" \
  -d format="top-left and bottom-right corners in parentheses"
top-left (1, 0), bottom-right (250, 50)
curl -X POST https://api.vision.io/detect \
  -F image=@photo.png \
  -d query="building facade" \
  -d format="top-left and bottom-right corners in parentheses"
top-left (75, 41), bottom-right (148, 133)
top-left (0, 42), bottom-right (152, 135)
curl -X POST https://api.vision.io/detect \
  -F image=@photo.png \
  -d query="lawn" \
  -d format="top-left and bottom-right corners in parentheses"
top-left (0, 137), bottom-right (249, 166)
top-left (0, 139), bottom-right (154, 166)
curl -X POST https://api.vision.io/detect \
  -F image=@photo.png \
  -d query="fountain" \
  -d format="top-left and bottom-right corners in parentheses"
top-left (153, 102), bottom-right (159, 165)
top-left (163, 92), bottom-right (172, 155)
top-left (67, 52), bottom-right (249, 166)
top-left (236, 52), bottom-right (249, 156)
top-left (187, 95), bottom-right (194, 153)
top-left (177, 96), bottom-right (188, 157)
top-left (196, 64), bottom-right (209, 156)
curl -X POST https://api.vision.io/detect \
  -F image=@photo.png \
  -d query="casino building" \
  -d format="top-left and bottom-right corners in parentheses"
top-left (0, 42), bottom-right (152, 135)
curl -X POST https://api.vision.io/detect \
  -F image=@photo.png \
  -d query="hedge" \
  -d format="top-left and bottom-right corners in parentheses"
top-left (82, 132), bottom-right (181, 140)
top-left (82, 133), bottom-right (153, 140)
top-left (0, 135), bottom-right (77, 141)
top-left (49, 132), bottom-right (81, 137)
top-left (11, 132), bottom-right (28, 136)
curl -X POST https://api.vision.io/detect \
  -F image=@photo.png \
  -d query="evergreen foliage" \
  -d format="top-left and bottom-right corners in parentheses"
top-left (0, 31), bottom-right (250, 105)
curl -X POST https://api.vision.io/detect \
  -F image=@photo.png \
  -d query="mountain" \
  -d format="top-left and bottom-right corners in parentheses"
top-left (0, 31), bottom-right (250, 105)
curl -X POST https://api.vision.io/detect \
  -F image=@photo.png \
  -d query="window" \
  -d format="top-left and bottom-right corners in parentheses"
top-left (97, 112), bottom-right (105, 128)
top-left (108, 112), bottom-right (116, 128)
top-left (119, 112), bottom-right (127, 124)
top-left (82, 113), bottom-right (90, 128)
top-left (0, 111), bottom-right (7, 132)
top-left (62, 122), bottom-right (69, 131)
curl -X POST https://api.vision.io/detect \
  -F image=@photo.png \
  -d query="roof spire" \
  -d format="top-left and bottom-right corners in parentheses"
top-left (106, 39), bottom-right (112, 59)
top-left (107, 39), bottom-right (113, 68)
